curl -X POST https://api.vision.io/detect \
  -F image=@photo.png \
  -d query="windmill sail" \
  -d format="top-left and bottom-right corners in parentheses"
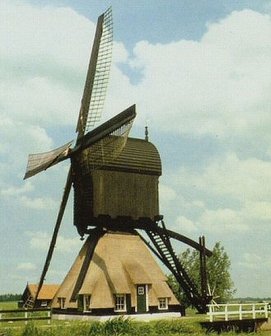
top-left (24, 141), bottom-right (73, 180)
top-left (30, 8), bottom-right (114, 307)
top-left (76, 7), bottom-right (113, 136)
top-left (24, 106), bottom-right (136, 180)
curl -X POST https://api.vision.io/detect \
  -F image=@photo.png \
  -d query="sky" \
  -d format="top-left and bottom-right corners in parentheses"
top-left (0, 0), bottom-right (271, 298)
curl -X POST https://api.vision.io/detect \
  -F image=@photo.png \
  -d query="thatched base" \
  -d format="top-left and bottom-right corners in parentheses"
top-left (51, 231), bottom-right (181, 314)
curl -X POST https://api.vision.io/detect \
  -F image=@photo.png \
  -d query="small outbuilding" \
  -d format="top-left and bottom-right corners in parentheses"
top-left (20, 283), bottom-right (59, 308)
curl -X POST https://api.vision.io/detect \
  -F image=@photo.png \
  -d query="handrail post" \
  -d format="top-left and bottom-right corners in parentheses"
top-left (209, 305), bottom-right (213, 322)
top-left (239, 304), bottom-right (242, 320)
top-left (252, 304), bottom-right (256, 319)
top-left (225, 305), bottom-right (228, 321)
top-left (264, 303), bottom-right (268, 319)
top-left (48, 309), bottom-right (51, 324)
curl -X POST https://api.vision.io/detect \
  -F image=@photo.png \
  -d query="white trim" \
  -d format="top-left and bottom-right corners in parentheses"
top-left (52, 312), bottom-right (182, 321)
top-left (114, 294), bottom-right (127, 312)
top-left (83, 295), bottom-right (91, 312)
top-left (146, 284), bottom-right (149, 312)
top-left (158, 298), bottom-right (168, 310)
top-left (58, 297), bottom-right (66, 309)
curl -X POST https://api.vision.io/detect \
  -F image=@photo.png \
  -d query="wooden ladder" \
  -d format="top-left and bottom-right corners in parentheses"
top-left (23, 295), bottom-right (34, 309)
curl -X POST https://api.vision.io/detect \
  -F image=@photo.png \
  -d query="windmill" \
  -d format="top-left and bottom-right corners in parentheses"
top-left (24, 8), bottom-right (212, 314)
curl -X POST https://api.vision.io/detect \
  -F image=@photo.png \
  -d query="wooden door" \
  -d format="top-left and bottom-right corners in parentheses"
top-left (137, 285), bottom-right (147, 313)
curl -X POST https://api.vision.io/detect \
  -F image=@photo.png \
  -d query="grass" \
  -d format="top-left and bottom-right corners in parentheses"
top-left (1, 317), bottom-right (271, 336)
top-left (0, 302), bottom-right (18, 310)
top-left (0, 302), bottom-right (270, 335)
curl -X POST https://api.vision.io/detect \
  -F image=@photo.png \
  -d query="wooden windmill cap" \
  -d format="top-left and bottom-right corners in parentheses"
top-left (78, 137), bottom-right (162, 176)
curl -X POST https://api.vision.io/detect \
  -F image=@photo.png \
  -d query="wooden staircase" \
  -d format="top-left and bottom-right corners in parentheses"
top-left (144, 220), bottom-right (208, 313)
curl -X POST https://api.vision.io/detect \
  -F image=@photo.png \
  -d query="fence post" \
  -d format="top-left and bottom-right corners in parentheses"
top-left (225, 305), bottom-right (228, 321)
top-left (47, 310), bottom-right (51, 324)
top-left (252, 304), bottom-right (256, 319)
top-left (208, 305), bottom-right (213, 322)
top-left (264, 303), bottom-right (268, 319)
top-left (25, 310), bottom-right (28, 325)
top-left (239, 304), bottom-right (242, 320)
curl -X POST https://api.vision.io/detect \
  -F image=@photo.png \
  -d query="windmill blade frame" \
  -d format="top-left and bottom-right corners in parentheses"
top-left (31, 7), bottom-right (113, 306)
top-left (76, 7), bottom-right (113, 136)
top-left (24, 141), bottom-right (73, 180)
top-left (24, 105), bottom-right (136, 180)
top-left (33, 169), bottom-right (73, 305)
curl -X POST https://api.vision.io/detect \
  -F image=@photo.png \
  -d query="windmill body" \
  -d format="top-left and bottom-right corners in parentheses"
top-left (73, 136), bottom-right (161, 237)
top-left (23, 8), bottom-right (213, 315)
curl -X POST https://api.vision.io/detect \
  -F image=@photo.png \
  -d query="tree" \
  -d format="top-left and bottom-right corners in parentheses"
top-left (168, 242), bottom-right (236, 307)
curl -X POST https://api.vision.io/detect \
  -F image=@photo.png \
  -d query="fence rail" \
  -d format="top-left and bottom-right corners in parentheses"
top-left (0, 308), bottom-right (51, 324)
top-left (207, 303), bottom-right (268, 322)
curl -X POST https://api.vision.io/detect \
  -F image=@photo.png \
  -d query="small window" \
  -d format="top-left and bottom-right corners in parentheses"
top-left (58, 297), bottom-right (66, 309)
top-left (115, 294), bottom-right (126, 312)
top-left (41, 301), bottom-right (48, 307)
top-left (83, 295), bottom-right (91, 312)
top-left (158, 298), bottom-right (168, 310)
top-left (137, 286), bottom-right (145, 295)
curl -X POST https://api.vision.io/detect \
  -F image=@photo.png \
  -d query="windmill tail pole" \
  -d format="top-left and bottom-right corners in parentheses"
top-left (199, 235), bottom-right (211, 307)
top-left (33, 169), bottom-right (72, 306)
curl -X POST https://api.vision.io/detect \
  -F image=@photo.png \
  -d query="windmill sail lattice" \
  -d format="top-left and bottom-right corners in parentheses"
top-left (24, 141), bottom-right (73, 180)
top-left (25, 8), bottom-right (115, 307)
top-left (76, 7), bottom-right (113, 136)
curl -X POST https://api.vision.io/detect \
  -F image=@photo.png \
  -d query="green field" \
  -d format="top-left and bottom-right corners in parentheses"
top-left (0, 302), bottom-right (270, 336)
top-left (0, 318), bottom-right (271, 336)
top-left (0, 301), bottom-right (18, 310)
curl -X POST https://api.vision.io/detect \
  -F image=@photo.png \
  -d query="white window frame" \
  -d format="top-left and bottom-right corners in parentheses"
top-left (114, 294), bottom-right (127, 312)
top-left (83, 294), bottom-right (91, 312)
top-left (158, 297), bottom-right (168, 310)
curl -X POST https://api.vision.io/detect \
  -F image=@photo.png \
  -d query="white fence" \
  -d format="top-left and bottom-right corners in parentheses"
top-left (0, 308), bottom-right (51, 324)
top-left (207, 303), bottom-right (269, 322)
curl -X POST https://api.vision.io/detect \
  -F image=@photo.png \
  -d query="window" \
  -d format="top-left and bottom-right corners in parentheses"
top-left (58, 297), bottom-right (66, 309)
top-left (158, 298), bottom-right (168, 310)
top-left (137, 286), bottom-right (145, 295)
top-left (41, 301), bottom-right (48, 307)
top-left (83, 295), bottom-right (91, 312)
top-left (115, 294), bottom-right (126, 312)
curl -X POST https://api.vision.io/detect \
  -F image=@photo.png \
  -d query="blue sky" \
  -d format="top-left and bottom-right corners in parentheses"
top-left (1, 0), bottom-right (271, 298)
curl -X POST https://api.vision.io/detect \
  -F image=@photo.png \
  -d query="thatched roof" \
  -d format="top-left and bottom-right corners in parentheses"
top-left (52, 231), bottom-right (179, 310)
top-left (27, 284), bottom-right (59, 300)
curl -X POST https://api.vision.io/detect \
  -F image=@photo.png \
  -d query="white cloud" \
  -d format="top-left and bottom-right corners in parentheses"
top-left (128, 9), bottom-right (271, 147)
top-left (1, 181), bottom-right (33, 196)
top-left (27, 231), bottom-right (82, 253)
top-left (238, 253), bottom-right (271, 270)
top-left (20, 195), bottom-right (56, 210)
top-left (175, 152), bottom-right (271, 205)
top-left (17, 262), bottom-right (36, 271)
top-left (176, 215), bottom-right (198, 234)
top-left (199, 208), bottom-right (248, 233)
top-left (167, 152), bottom-right (271, 235)
top-left (159, 184), bottom-right (177, 205)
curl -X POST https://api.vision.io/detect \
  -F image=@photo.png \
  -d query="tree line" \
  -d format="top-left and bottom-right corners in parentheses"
top-left (0, 293), bottom-right (22, 302)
